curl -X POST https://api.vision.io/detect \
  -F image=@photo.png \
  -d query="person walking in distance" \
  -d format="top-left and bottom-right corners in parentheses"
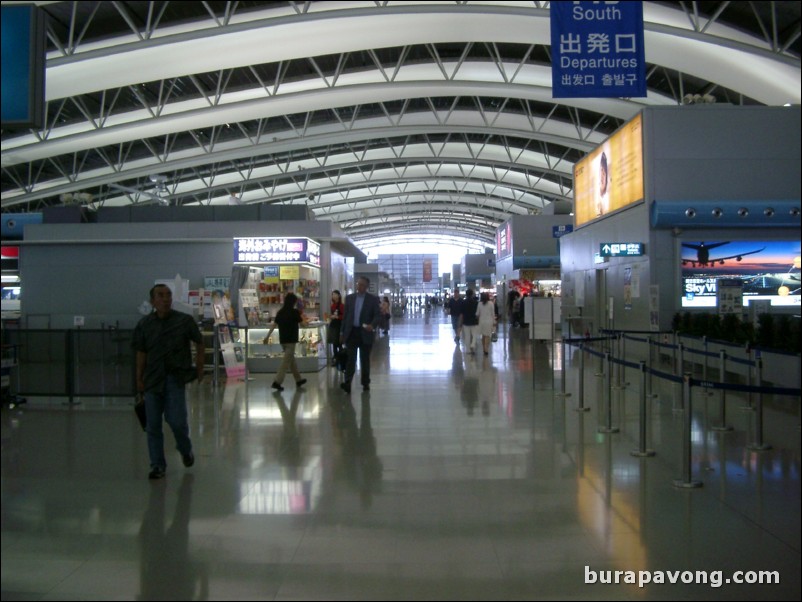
top-left (460, 288), bottom-right (479, 354)
top-left (476, 291), bottom-right (496, 356)
top-left (265, 292), bottom-right (308, 392)
top-left (446, 289), bottom-right (463, 344)
top-left (133, 284), bottom-right (204, 480)
top-left (329, 290), bottom-right (345, 364)
top-left (340, 276), bottom-right (382, 393)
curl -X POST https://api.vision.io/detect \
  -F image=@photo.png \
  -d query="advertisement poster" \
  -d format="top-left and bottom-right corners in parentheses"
top-left (717, 279), bottom-right (744, 316)
top-left (217, 324), bottom-right (246, 380)
top-left (574, 113), bottom-right (643, 227)
top-left (681, 240), bottom-right (801, 308)
top-left (496, 221), bottom-right (512, 259)
top-left (624, 267), bottom-right (632, 310)
top-left (239, 289), bottom-right (261, 327)
top-left (649, 285), bottom-right (660, 331)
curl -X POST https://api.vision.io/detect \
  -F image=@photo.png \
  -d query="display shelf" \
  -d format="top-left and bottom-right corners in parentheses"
top-left (245, 323), bottom-right (326, 373)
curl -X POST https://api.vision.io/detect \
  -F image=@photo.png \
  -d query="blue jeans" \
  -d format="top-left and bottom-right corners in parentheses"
top-left (145, 375), bottom-right (192, 469)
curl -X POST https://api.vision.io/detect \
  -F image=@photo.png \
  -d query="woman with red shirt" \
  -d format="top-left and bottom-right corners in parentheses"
top-left (329, 290), bottom-right (345, 367)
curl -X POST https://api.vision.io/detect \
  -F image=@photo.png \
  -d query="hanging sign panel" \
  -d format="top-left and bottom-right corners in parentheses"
top-left (234, 238), bottom-right (320, 266)
top-left (574, 113), bottom-right (644, 227)
top-left (600, 242), bottom-right (644, 257)
top-left (550, 1), bottom-right (646, 98)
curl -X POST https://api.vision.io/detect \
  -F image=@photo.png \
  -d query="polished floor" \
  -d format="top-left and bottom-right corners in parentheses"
top-left (1, 311), bottom-right (800, 601)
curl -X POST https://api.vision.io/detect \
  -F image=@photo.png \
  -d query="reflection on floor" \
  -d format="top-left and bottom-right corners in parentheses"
top-left (2, 312), bottom-right (800, 600)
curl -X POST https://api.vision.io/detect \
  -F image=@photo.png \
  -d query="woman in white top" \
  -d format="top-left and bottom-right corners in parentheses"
top-left (476, 292), bottom-right (496, 356)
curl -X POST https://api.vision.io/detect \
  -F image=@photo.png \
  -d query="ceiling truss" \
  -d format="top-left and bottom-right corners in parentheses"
top-left (2, 1), bottom-right (799, 247)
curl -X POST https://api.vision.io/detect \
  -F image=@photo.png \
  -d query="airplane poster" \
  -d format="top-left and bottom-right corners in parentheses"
top-left (681, 240), bottom-right (801, 308)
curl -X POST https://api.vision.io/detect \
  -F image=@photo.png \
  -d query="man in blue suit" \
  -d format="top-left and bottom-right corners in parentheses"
top-left (340, 276), bottom-right (382, 394)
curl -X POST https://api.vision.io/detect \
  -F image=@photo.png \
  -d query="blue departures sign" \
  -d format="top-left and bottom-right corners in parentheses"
top-left (550, 1), bottom-right (646, 98)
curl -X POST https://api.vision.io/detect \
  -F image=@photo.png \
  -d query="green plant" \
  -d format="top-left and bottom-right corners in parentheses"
top-left (673, 311), bottom-right (799, 354)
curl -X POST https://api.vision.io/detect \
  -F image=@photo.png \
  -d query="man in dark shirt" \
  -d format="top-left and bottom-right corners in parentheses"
top-left (446, 289), bottom-right (463, 344)
top-left (133, 284), bottom-right (204, 480)
top-left (340, 276), bottom-right (382, 393)
top-left (459, 288), bottom-right (479, 354)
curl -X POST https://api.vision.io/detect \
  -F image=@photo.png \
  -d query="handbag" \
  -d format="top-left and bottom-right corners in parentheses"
top-left (134, 394), bottom-right (147, 431)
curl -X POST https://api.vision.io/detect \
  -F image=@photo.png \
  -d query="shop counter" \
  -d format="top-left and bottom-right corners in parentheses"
top-left (246, 323), bottom-right (327, 373)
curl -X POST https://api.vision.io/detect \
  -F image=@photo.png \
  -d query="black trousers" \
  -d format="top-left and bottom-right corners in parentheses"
top-left (344, 330), bottom-right (372, 387)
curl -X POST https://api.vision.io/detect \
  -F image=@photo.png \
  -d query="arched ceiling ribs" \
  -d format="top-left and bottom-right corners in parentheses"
top-left (3, 115), bottom-right (589, 207)
top-left (2, 1), bottom-right (800, 250)
top-left (347, 219), bottom-right (497, 247)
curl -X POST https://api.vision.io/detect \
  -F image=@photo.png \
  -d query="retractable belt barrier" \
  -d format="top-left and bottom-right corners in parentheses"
top-left (561, 334), bottom-right (800, 489)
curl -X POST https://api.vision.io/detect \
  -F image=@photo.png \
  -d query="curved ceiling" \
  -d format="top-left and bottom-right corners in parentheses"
top-left (2, 0), bottom-right (800, 250)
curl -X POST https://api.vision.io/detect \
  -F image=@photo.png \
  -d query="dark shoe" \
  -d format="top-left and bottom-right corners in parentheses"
top-left (362, 384), bottom-right (370, 391)
top-left (340, 382), bottom-right (351, 394)
top-left (272, 381), bottom-right (284, 391)
top-left (182, 451), bottom-right (195, 467)
top-left (148, 466), bottom-right (166, 480)
top-left (296, 378), bottom-right (307, 387)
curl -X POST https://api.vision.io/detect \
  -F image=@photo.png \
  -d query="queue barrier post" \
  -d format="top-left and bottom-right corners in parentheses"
top-left (631, 360), bottom-right (655, 457)
top-left (711, 349), bottom-right (733, 432)
top-left (673, 373), bottom-right (703, 489)
top-left (556, 339), bottom-right (571, 399)
top-left (747, 358), bottom-right (772, 451)
top-left (598, 352), bottom-right (619, 434)
top-left (575, 344), bottom-right (590, 412)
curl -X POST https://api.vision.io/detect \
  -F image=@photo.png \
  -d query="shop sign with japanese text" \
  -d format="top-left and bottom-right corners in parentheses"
top-left (234, 238), bottom-right (320, 266)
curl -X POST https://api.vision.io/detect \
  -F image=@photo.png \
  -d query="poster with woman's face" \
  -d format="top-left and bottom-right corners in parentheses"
top-left (595, 144), bottom-right (611, 217)
top-left (573, 113), bottom-right (643, 227)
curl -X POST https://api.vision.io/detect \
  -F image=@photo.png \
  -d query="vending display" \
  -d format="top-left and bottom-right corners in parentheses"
top-left (241, 261), bottom-right (325, 372)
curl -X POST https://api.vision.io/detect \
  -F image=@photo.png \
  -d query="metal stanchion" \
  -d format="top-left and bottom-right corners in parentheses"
top-left (672, 332), bottom-right (678, 375)
top-left (631, 361), bottom-right (655, 457)
top-left (575, 344), bottom-right (590, 412)
top-left (212, 324), bottom-right (220, 389)
top-left (702, 336), bottom-right (709, 381)
top-left (741, 345), bottom-right (755, 411)
top-left (747, 359), bottom-right (772, 451)
top-left (673, 343), bottom-right (685, 412)
top-left (556, 339), bottom-right (572, 398)
top-left (598, 352), bottom-right (619, 433)
top-left (595, 336), bottom-right (604, 376)
top-left (614, 334), bottom-right (625, 389)
top-left (646, 337), bottom-right (658, 399)
top-left (711, 349), bottom-right (733, 432)
top-left (674, 373), bottom-right (703, 488)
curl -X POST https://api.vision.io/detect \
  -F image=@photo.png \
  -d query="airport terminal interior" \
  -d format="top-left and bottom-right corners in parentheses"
top-left (1, 2), bottom-right (801, 600)
top-left (1, 314), bottom-right (800, 600)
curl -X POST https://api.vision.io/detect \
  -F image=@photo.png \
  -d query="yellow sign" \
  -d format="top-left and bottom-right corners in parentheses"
top-left (574, 113), bottom-right (644, 227)
top-left (280, 265), bottom-right (300, 280)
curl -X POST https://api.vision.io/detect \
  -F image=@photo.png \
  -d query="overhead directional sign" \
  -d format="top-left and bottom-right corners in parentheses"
top-left (553, 224), bottom-right (574, 238)
top-left (600, 242), bottom-right (644, 257)
top-left (550, 1), bottom-right (646, 98)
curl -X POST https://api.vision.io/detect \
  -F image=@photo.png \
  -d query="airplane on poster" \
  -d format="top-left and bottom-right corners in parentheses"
top-left (681, 241), bottom-right (765, 267)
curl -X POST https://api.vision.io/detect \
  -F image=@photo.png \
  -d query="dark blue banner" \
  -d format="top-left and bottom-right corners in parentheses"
top-left (551, 1), bottom-right (646, 98)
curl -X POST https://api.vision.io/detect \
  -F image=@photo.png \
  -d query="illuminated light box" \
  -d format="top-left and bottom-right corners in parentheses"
top-left (681, 240), bottom-right (800, 308)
